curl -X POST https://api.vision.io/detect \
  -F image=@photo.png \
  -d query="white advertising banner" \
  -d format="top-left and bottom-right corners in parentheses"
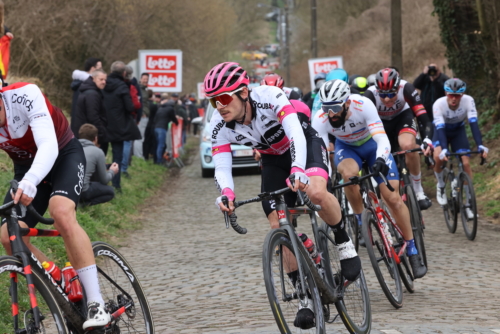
top-left (197, 82), bottom-right (206, 100)
top-left (307, 56), bottom-right (343, 91)
top-left (139, 49), bottom-right (182, 92)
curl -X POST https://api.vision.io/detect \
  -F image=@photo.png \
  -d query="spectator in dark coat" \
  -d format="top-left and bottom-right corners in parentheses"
top-left (102, 61), bottom-right (141, 191)
top-left (172, 93), bottom-right (188, 144)
top-left (187, 95), bottom-right (200, 135)
top-left (413, 63), bottom-right (449, 121)
top-left (143, 89), bottom-right (158, 162)
top-left (70, 57), bottom-right (102, 122)
top-left (71, 69), bottom-right (108, 154)
top-left (154, 93), bottom-right (178, 164)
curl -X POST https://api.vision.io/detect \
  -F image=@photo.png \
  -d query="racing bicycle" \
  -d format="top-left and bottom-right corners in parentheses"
top-left (0, 180), bottom-right (154, 333)
top-left (441, 151), bottom-right (485, 241)
top-left (221, 185), bottom-right (371, 334)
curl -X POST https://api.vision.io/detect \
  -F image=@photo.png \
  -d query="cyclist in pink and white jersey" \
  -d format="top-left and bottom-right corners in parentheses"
top-left (0, 82), bottom-right (111, 330)
top-left (206, 62), bottom-right (361, 329)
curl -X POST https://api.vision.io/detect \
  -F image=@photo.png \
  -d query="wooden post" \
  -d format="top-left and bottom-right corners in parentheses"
top-left (391, 0), bottom-right (403, 76)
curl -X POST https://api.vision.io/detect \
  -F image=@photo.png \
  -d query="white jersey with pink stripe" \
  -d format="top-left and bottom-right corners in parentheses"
top-left (211, 85), bottom-right (308, 192)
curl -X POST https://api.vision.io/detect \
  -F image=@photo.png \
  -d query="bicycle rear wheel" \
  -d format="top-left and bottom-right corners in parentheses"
top-left (458, 172), bottom-right (478, 240)
top-left (92, 242), bottom-right (155, 333)
top-left (443, 170), bottom-right (458, 233)
top-left (361, 209), bottom-right (403, 309)
top-left (262, 229), bottom-right (325, 334)
top-left (319, 223), bottom-right (371, 334)
top-left (0, 256), bottom-right (70, 333)
top-left (404, 185), bottom-right (427, 268)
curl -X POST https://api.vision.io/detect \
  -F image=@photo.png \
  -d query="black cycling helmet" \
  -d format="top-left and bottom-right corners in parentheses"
top-left (289, 87), bottom-right (303, 100)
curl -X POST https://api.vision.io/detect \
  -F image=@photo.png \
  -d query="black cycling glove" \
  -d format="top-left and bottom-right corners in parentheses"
top-left (372, 157), bottom-right (389, 177)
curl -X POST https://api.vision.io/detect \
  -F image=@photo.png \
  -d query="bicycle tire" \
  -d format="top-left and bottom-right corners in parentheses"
top-left (361, 209), bottom-right (403, 309)
top-left (262, 229), bottom-right (325, 334)
top-left (443, 170), bottom-right (458, 233)
top-left (381, 201), bottom-right (415, 294)
top-left (0, 256), bottom-right (70, 333)
top-left (92, 242), bottom-right (155, 333)
top-left (404, 185), bottom-right (427, 268)
top-left (319, 223), bottom-right (371, 334)
top-left (458, 172), bottom-right (478, 240)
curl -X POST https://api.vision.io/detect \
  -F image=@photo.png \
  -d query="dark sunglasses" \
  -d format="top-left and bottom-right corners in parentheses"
top-left (208, 87), bottom-right (244, 108)
top-left (379, 91), bottom-right (397, 99)
top-left (321, 101), bottom-right (345, 115)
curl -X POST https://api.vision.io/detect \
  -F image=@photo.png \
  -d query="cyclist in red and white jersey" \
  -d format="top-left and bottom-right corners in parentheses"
top-left (207, 63), bottom-right (361, 329)
top-left (0, 82), bottom-right (111, 330)
top-left (364, 68), bottom-right (434, 210)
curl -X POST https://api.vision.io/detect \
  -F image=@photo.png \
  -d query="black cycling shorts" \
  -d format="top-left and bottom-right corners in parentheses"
top-left (382, 109), bottom-right (418, 152)
top-left (2, 138), bottom-right (86, 228)
top-left (261, 130), bottom-right (328, 217)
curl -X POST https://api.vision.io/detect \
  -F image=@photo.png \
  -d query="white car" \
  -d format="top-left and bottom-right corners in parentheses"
top-left (192, 104), bottom-right (260, 178)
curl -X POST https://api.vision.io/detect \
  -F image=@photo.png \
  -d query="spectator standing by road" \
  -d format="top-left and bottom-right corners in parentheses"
top-left (71, 69), bottom-right (108, 154)
top-left (154, 93), bottom-right (178, 164)
top-left (143, 89), bottom-right (158, 162)
top-left (121, 65), bottom-right (142, 178)
top-left (187, 94), bottom-right (200, 136)
top-left (71, 57), bottom-right (102, 122)
top-left (172, 93), bottom-right (188, 144)
top-left (102, 61), bottom-right (140, 191)
top-left (413, 63), bottom-right (449, 121)
top-left (78, 124), bottom-right (118, 207)
top-left (133, 72), bottom-right (150, 159)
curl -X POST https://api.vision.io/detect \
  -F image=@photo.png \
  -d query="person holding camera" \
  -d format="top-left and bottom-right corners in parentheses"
top-left (413, 63), bottom-right (449, 122)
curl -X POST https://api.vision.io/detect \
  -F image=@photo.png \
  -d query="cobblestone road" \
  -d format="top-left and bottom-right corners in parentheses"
top-left (118, 153), bottom-right (500, 334)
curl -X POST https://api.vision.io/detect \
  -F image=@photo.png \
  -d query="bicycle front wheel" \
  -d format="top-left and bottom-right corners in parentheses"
top-left (262, 229), bottom-right (325, 334)
top-left (93, 242), bottom-right (155, 333)
top-left (458, 172), bottom-right (478, 240)
top-left (404, 185), bottom-right (427, 268)
top-left (443, 170), bottom-right (458, 233)
top-left (361, 209), bottom-right (403, 309)
top-left (320, 223), bottom-right (371, 334)
top-left (0, 256), bottom-right (70, 333)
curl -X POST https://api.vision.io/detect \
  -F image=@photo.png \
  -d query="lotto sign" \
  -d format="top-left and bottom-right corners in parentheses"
top-left (139, 50), bottom-right (182, 92)
top-left (307, 56), bottom-right (343, 91)
top-left (197, 82), bottom-right (206, 100)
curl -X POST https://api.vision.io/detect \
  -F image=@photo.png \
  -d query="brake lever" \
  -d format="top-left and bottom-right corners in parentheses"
top-left (221, 196), bottom-right (230, 229)
top-left (379, 172), bottom-right (395, 192)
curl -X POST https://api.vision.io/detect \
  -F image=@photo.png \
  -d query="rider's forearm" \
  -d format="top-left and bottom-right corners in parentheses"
top-left (469, 120), bottom-right (483, 147)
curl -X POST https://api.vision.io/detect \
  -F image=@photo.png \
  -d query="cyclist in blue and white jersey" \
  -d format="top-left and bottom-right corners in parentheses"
top-left (433, 78), bottom-right (488, 219)
top-left (312, 79), bottom-right (427, 278)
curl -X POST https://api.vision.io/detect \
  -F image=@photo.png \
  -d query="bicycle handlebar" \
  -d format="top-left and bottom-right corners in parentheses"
top-left (0, 180), bottom-right (55, 225)
top-left (442, 150), bottom-right (486, 167)
top-left (333, 171), bottom-right (395, 192)
top-left (220, 178), bottom-right (322, 234)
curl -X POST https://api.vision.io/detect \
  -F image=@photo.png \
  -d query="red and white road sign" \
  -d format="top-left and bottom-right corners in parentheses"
top-left (307, 56), bottom-right (344, 91)
top-left (139, 50), bottom-right (182, 92)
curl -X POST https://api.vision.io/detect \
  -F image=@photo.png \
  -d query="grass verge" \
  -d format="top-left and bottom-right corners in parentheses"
top-left (0, 137), bottom-right (196, 331)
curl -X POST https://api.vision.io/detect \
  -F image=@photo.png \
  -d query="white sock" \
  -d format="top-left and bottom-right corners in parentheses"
top-left (76, 264), bottom-right (105, 306)
top-left (411, 173), bottom-right (424, 193)
top-left (434, 171), bottom-right (445, 188)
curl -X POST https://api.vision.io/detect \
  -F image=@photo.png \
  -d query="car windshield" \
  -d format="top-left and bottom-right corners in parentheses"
top-left (206, 105), bottom-right (215, 123)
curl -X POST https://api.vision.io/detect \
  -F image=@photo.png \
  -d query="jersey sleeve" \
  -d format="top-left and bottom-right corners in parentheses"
top-left (467, 96), bottom-right (483, 146)
top-left (274, 89), bottom-right (307, 172)
top-left (210, 113), bottom-right (234, 194)
top-left (363, 98), bottom-right (391, 161)
top-left (432, 99), bottom-right (448, 149)
top-left (311, 112), bottom-right (330, 150)
top-left (22, 85), bottom-right (59, 186)
top-left (403, 82), bottom-right (427, 117)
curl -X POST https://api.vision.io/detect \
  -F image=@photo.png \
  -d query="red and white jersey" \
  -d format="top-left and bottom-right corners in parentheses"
top-left (0, 82), bottom-right (73, 185)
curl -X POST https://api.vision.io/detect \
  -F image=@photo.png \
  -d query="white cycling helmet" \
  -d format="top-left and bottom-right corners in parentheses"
top-left (367, 74), bottom-right (376, 87)
top-left (319, 79), bottom-right (350, 103)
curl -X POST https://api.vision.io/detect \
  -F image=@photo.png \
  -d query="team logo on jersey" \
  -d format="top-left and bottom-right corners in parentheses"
top-left (252, 101), bottom-right (274, 110)
top-left (12, 94), bottom-right (34, 112)
top-left (212, 121), bottom-right (225, 140)
top-left (13, 116), bottom-right (20, 124)
top-left (353, 100), bottom-right (363, 105)
top-left (276, 93), bottom-right (283, 99)
top-left (261, 115), bottom-right (267, 121)
top-left (278, 110), bottom-right (287, 122)
top-left (264, 120), bottom-right (277, 128)
top-left (211, 147), bottom-right (220, 154)
top-left (235, 134), bottom-right (245, 141)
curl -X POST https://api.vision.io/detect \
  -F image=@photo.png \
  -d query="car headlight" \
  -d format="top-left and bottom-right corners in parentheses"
top-left (204, 155), bottom-right (213, 163)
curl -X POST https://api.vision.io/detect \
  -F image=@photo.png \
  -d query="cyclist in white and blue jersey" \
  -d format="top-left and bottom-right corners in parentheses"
top-left (312, 79), bottom-right (427, 278)
top-left (433, 78), bottom-right (488, 219)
